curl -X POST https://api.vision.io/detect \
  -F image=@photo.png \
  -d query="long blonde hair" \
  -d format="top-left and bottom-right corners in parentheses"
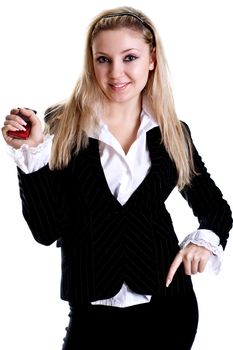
top-left (48, 6), bottom-right (195, 190)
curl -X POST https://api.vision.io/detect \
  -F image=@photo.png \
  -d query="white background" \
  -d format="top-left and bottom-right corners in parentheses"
top-left (0, 0), bottom-right (232, 349)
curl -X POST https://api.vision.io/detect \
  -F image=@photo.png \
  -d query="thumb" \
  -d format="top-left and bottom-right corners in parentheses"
top-left (18, 108), bottom-right (37, 124)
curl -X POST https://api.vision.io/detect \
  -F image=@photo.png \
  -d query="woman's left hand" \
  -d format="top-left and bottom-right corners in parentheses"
top-left (166, 243), bottom-right (212, 287)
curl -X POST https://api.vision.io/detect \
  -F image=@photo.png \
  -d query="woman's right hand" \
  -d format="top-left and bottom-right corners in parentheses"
top-left (1, 108), bottom-right (44, 149)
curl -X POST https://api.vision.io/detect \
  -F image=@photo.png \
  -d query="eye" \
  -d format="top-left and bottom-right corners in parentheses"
top-left (96, 56), bottom-right (110, 64)
top-left (124, 54), bottom-right (138, 62)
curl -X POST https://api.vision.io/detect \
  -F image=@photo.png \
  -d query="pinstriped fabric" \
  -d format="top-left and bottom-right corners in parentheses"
top-left (18, 165), bottom-right (63, 245)
top-left (180, 123), bottom-right (232, 249)
top-left (17, 125), bottom-right (232, 304)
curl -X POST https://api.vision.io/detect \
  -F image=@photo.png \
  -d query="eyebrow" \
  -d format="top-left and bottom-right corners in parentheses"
top-left (93, 48), bottom-right (141, 56)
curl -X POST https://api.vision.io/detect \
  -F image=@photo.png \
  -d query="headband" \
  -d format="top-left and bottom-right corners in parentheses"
top-left (99, 12), bottom-right (156, 47)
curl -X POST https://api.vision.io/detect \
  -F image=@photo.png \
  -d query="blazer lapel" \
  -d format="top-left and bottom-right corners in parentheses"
top-left (70, 127), bottom-right (177, 210)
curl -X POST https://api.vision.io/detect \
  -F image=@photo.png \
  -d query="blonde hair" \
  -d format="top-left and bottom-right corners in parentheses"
top-left (48, 6), bottom-right (195, 190)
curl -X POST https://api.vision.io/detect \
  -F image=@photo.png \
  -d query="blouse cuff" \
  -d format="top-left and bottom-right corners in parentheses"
top-left (180, 229), bottom-right (223, 274)
top-left (7, 134), bottom-right (53, 174)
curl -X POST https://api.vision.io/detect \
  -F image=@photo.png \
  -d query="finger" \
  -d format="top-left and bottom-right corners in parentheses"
top-left (1, 126), bottom-right (24, 148)
top-left (9, 107), bottom-right (35, 117)
top-left (191, 253), bottom-right (210, 274)
top-left (19, 107), bottom-right (36, 118)
top-left (166, 253), bottom-right (183, 287)
top-left (183, 253), bottom-right (193, 275)
top-left (18, 108), bottom-right (38, 127)
top-left (198, 255), bottom-right (210, 273)
top-left (7, 108), bottom-right (36, 125)
top-left (191, 257), bottom-right (199, 274)
top-left (5, 113), bottom-right (27, 126)
top-left (10, 108), bottom-right (20, 115)
top-left (4, 119), bottom-right (27, 131)
top-left (186, 248), bottom-right (212, 274)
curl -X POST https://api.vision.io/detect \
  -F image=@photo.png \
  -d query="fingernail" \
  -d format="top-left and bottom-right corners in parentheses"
top-left (166, 279), bottom-right (171, 287)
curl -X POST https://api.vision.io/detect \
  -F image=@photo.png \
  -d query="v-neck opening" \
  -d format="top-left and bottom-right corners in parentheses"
top-left (89, 126), bottom-right (161, 209)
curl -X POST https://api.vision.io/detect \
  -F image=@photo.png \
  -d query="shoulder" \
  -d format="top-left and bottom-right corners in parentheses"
top-left (180, 120), bottom-right (191, 134)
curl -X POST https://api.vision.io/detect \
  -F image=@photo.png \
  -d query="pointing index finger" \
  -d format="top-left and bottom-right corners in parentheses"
top-left (166, 253), bottom-right (183, 287)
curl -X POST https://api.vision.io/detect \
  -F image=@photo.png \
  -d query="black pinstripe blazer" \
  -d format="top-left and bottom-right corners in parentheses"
top-left (17, 124), bottom-right (232, 304)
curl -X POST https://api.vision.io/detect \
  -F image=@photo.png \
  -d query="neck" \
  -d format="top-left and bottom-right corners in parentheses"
top-left (103, 98), bottom-right (142, 126)
top-left (101, 99), bottom-right (143, 154)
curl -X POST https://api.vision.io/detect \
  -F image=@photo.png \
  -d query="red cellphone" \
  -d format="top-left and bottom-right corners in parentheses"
top-left (7, 108), bottom-right (37, 140)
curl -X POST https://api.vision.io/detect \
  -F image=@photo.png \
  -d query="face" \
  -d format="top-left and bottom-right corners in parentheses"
top-left (92, 28), bottom-right (155, 104)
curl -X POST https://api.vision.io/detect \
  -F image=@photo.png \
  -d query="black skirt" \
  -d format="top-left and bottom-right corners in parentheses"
top-left (62, 290), bottom-right (198, 350)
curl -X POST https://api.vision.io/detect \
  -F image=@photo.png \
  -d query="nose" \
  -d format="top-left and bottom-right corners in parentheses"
top-left (109, 60), bottom-right (124, 79)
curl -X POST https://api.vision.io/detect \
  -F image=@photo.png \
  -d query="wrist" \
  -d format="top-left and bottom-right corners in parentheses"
top-left (27, 134), bottom-right (45, 148)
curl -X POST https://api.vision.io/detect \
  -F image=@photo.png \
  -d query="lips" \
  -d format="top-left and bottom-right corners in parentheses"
top-left (109, 82), bottom-right (130, 90)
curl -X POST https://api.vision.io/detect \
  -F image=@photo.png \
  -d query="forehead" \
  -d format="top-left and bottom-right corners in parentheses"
top-left (92, 28), bottom-right (147, 53)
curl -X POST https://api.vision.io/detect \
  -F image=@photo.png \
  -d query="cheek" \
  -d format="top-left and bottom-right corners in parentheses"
top-left (131, 60), bottom-right (151, 77)
top-left (93, 67), bottom-right (102, 84)
top-left (93, 64), bottom-right (98, 77)
top-left (134, 64), bottom-right (150, 81)
top-left (93, 65), bottom-right (106, 84)
top-left (128, 65), bottom-right (144, 79)
top-left (135, 65), bottom-right (151, 88)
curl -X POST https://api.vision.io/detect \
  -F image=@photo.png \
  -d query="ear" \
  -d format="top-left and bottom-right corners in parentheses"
top-left (149, 48), bottom-right (156, 71)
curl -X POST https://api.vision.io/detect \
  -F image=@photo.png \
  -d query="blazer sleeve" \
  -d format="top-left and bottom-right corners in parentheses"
top-left (17, 164), bottom-right (70, 246)
top-left (180, 122), bottom-right (232, 249)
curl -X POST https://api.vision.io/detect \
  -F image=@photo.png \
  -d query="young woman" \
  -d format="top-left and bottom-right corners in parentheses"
top-left (1, 6), bottom-right (232, 350)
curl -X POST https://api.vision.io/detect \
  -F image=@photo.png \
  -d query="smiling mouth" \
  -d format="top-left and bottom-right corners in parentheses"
top-left (109, 82), bottom-right (130, 91)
